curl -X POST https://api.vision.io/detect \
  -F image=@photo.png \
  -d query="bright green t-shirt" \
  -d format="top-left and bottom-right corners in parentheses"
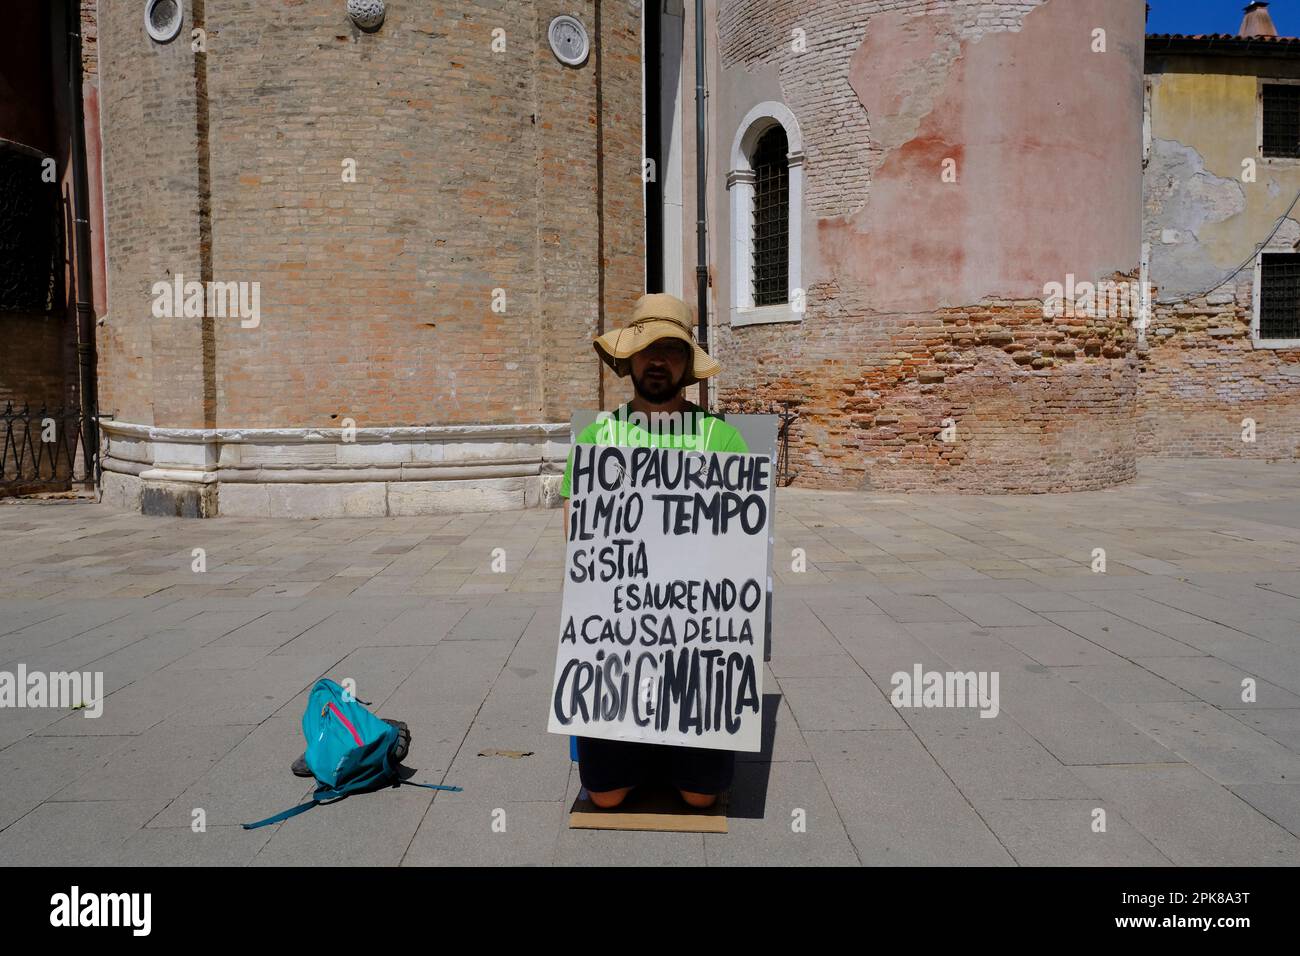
top-left (560, 402), bottom-right (749, 498)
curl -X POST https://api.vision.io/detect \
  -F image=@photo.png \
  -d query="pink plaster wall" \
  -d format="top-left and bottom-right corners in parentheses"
top-left (820, 0), bottom-right (1144, 313)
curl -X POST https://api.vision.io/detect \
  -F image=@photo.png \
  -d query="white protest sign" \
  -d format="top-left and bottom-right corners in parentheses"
top-left (548, 443), bottom-right (772, 752)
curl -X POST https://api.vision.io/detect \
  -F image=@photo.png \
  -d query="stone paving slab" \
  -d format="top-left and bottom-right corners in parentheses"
top-left (1131, 656), bottom-right (1300, 709)
top-left (973, 799), bottom-right (1172, 867)
top-left (780, 676), bottom-right (908, 731)
top-left (1047, 661), bottom-right (1199, 705)
top-left (402, 797), bottom-right (566, 867)
top-left (895, 705), bottom-right (1106, 802)
top-left (1223, 708), bottom-right (1300, 754)
top-left (805, 729), bottom-right (1014, 866)
top-left (702, 760), bottom-right (859, 867)
top-left (0, 734), bottom-right (137, 831)
top-left (147, 717), bottom-right (313, 828)
top-left (1108, 701), bottom-right (1300, 785)
top-left (991, 624), bottom-right (1124, 668)
top-left (738, 692), bottom-right (812, 764)
top-left (1228, 784), bottom-right (1300, 839)
top-left (996, 668), bottom-right (1184, 766)
top-left (1040, 611), bottom-right (1204, 658)
top-left (0, 798), bottom-right (170, 866)
top-left (3, 459), bottom-right (1300, 866)
top-left (113, 825), bottom-right (274, 867)
top-left (1072, 765), bottom-right (1300, 867)
top-left (250, 785), bottom-right (436, 868)
top-left (55, 720), bottom-right (253, 803)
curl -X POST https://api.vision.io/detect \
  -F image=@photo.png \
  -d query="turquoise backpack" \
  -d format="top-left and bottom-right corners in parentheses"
top-left (243, 678), bottom-right (461, 829)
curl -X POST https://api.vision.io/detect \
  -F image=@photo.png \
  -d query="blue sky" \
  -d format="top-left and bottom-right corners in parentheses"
top-left (1147, 0), bottom-right (1298, 36)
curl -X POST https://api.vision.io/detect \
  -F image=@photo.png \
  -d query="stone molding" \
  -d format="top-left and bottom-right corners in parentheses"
top-left (98, 418), bottom-right (570, 516)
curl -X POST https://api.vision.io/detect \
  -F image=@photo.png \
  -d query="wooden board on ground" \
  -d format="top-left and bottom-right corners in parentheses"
top-left (568, 785), bottom-right (728, 833)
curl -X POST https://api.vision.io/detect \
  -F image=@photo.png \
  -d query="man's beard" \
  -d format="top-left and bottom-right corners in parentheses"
top-left (631, 364), bottom-right (687, 403)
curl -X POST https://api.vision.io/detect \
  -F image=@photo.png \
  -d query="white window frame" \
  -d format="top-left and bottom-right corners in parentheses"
top-left (728, 102), bottom-right (803, 327)
top-left (1257, 77), bottom-right (1300, 167)
top-left (1252, 250), bottom-right (1300, 349)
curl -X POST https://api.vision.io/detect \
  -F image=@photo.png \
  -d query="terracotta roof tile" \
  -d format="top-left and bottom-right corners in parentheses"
top-left (1146, 33), bottom-right (1296, 42)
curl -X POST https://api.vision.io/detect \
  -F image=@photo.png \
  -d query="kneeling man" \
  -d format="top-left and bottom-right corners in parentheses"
top-left (560, 293), bottom-right (749, 809)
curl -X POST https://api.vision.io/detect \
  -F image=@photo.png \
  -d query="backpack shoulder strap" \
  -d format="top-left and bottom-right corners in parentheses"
top-left (241, 783), bottom-right (350, 829)
top-left (397, 780), bottom-right (463, 793)
top-left (241, 798), bottom-right (319, 830)
top-left (241, 781), bottom-right (461, 829)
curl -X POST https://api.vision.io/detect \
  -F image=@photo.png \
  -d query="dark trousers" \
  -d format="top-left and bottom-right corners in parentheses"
top-left (576, 736), bottom-right (735, 795)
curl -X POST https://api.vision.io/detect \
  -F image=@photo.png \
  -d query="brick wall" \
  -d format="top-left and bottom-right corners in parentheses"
top-left (0, 318), bottom-right (76, 411)
top-left (717, 278), bottom-right (1139, 492)
top-left (82, 0), bottom-right (99, 78)
top-left (96, 0), bottom-right (644, 430)
top-left (1138, 273), bottom-right (1300, 459)
top-left (98, 0), bottom-right (201, 425)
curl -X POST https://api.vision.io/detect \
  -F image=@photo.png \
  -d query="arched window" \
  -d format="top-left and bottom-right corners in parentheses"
top-left (751, 126), bottom-right (789, 307)
top-left (728, 103), bottom-right (803, 326)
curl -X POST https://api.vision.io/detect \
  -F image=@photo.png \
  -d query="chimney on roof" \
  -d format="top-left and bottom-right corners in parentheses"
top-left (1239, 2), bottom-right (1278, 38)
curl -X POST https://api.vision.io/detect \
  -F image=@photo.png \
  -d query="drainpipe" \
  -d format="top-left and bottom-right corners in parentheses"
top-left (694, 0), bottom-right (708, 411)
top-left (65, 0), bottom-right (99, 485)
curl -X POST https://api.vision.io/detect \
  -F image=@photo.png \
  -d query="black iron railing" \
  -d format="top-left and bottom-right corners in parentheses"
top-left (774, 401), bottom-right (799, 487)
top-left (0, 402), bottom-right (93, 494)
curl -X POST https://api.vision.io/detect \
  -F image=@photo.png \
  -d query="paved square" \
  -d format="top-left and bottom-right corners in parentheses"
top-left (2, 459), bottom-right (1299, 865)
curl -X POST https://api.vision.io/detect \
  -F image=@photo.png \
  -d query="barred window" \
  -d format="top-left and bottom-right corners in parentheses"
top-left (1260, 253), bottom-right (1300, 340)
top-left (1262, 84), bottom-right (1300, 159)
top-left (751, 126), bottom-right (789, 307)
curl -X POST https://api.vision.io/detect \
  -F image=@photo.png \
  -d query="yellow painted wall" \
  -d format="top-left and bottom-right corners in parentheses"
top-left (1149, 62), bottom-right (1300, 270)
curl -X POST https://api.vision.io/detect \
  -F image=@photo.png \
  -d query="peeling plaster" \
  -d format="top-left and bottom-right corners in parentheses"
top-left (849, 8), bottom-right (962, 161)
top-left (814, 0), bottom-right (1143, 313)
top-left (1144, 137), bottom-right (1247, 298)
top-left (719, 0), bottom-right (1049, 221)
top-left (1145, 138), bottom-right (1246, 240)
top-left (1269, 216), bottom-right (1300, 251)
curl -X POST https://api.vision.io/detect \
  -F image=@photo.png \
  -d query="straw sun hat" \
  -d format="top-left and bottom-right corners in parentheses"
top-left (593, 293), bottom-right (722, 387)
